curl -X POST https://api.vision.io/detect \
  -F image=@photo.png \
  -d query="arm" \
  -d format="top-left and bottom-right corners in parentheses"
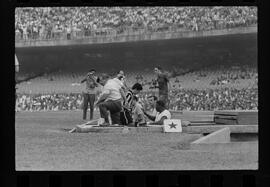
top-left (148, 116), bottom-right (167, 125)
top-left (136, 113), bottom-right (146, 124)
top-left (95, 90), bottom-right (110, 106)
top-left (81, 78), bottom-right (86, 83)
top-left (168, 68), bottom-right (197, 79)
top-left (119, 88), bottom-right (127, 105)
top-left (143, 111), bottom-right (156, 121)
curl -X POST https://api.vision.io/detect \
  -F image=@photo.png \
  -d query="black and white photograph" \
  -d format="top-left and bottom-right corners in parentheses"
top-left (15, 6), bottom-right (258, 170)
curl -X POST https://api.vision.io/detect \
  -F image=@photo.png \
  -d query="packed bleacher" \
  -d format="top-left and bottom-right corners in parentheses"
top-left (16, 65), bottom-right (258, 111)
top-left (15, 6), bottom-right (257, 41)
top-left (15, 87), bottom-right (258, 112)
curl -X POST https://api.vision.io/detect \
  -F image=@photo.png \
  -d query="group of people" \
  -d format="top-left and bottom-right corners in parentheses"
top-left (79, 68), bottom-right (173, 126)
top-left (15, 65), bottom-right (258, 113)
top-left (15, 6), bottom-right (257, 41)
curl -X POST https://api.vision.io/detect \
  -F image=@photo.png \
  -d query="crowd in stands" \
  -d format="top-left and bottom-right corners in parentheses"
top-left (16, 64), bottom-right (257, 112)
top-left (209, 65), bottom-right (257, 86)
top-left (16, 86), bottom-right (258, 112)
top-left (131, 66), bottom-right (257, 90)
top-left (16, 93), bottom-right (83, 111)
top-left (168, 87), bottom-right (258, 110)
top-left (15, 6), bottom-right (257, 41)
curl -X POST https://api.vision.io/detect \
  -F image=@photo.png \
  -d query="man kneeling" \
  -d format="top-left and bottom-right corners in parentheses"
top-left (95, 74), bottom-right (127, 126)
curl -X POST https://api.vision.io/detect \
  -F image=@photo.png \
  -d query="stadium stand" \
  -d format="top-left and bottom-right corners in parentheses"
top-left (15, 7), bottom-right (257, 112)
top-left (15, 7), bottom-right (257, 42)
top-left (16, 65), bottom-right (257, 111)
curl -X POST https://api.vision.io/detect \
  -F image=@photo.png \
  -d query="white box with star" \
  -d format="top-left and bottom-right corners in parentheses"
top-left (163, 119), bottom-right (182, 133)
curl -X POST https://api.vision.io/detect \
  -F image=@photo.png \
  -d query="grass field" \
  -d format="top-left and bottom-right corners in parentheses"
top-left (15, 111), bottom-right (258, 170)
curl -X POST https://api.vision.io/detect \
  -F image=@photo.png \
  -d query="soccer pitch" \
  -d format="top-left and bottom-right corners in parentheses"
top-left (15, 111), bottom-right (258, 170)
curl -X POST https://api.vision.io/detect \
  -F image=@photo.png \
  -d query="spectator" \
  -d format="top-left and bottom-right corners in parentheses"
top-left (15, 7), bottom-right (257, 41)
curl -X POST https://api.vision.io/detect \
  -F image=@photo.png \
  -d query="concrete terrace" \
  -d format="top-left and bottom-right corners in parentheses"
top-left (15, 25), bottom-right (257, 48)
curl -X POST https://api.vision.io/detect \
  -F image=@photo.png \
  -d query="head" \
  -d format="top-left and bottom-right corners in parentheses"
top-left (98, 73), bottom-right (110, 86)
top-left (154, 66), bottom-right (162, 75)
top-left (117, 75), bottom-right (125, 85)
top-left (88, 69), bottom-right (96, 76)
top-left (118, 70), bottom-right (124, 76)
top-left (131, 83), bottom-right (143, 94)
top-left (116, 70), bottom-right (124, 78)
top-left (155, 100), bottom-right (166, 113)
top-left (147, 95), bottom-right (158, 107)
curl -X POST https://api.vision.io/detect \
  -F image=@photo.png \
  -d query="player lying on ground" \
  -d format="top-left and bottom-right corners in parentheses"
top-left (144, 100), bottom-right (191, 126)
top-left (144, 100), bottom-right (172, 125)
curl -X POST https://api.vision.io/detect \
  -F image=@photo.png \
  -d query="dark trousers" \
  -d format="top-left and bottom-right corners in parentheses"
top-left (83, 93), bottom-right (96, 120)
top-left (98, 100), bottom-right (122, 124)
top-left (120, 108), bottom-right (133, 125)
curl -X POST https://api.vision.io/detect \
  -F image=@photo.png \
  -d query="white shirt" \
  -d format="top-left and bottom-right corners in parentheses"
top-left (112, 78), bottom-right (124, 87)
top-left (102, 78), bottom-right (123, 101)
top-left (150, 108), bottom-right (157, 116)
top-left (155, 109), bottom-right (171, 122)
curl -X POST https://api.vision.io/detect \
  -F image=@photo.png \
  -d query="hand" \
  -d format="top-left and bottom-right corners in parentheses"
top-left (123, 102), bottom-right (129, 109)
top-left (141, 107), bottom-right (146, 114)
top-left (94, 101), bottom-right (99, 107)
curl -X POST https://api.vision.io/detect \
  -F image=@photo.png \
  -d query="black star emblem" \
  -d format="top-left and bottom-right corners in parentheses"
top-left (169, 122), bottom-right (177, 129)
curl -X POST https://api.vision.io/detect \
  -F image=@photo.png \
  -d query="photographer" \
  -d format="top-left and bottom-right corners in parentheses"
top-left (81, 69), bottom-right (99, 120)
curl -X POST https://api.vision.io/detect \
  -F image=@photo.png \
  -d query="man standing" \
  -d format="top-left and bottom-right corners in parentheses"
top-left (81, 69), bottom-right (99, 120)
top-left (95, 74), bottom-right (127, 126)
top-left (154, 67), bottom-right (170, 107)
top-left (153, 66), bottom-right (192, 108)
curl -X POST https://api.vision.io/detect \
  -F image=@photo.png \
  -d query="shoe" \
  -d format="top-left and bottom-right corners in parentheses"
top-left (99, 122), bottom-right (110, 127)
top-left (138, 123), bottom-right (147, 127)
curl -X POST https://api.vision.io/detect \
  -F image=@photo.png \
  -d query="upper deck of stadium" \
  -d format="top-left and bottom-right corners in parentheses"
top-left (15, 7), bottom-right (257, 47)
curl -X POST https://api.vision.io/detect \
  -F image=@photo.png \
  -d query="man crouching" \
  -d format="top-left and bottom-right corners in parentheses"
top-left (95, 74), bottom-right (127, 126)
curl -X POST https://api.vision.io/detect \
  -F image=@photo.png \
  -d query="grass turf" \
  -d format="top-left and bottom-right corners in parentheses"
top-left (15, 111), bottom-right (258, 170)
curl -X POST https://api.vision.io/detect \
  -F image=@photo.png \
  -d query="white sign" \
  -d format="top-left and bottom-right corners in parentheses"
top-left (163, 119), bottom-right (182, 133)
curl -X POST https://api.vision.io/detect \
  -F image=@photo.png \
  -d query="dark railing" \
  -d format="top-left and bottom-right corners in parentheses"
top-left (15, 22), bottom-right (257, 43)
